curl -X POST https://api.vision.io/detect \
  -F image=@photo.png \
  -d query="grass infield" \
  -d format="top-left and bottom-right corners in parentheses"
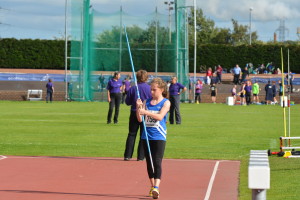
top-left (0, 101), bottom-right (299, 199)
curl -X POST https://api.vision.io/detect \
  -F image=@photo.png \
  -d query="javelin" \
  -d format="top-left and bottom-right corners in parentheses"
top-left (124, 25), bottom-right (154, 173)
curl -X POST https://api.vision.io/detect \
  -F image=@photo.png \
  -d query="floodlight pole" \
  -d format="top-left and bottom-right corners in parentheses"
top-left (155, 7), bottom-right (158, 77)
top-left (288, 49), bottom-right (291, 141)
top-left (64, 0), bottom-right (68, 101)
top-left (249, 7), bottom-right (253, 45)
top-left (165, 1), bottom-right (174, 43)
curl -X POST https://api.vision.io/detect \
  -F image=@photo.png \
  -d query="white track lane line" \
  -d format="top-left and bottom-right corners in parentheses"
top-left (0, 155), bottom-right (7, 161)
top-left (204, 161), bottom-right (220, 200)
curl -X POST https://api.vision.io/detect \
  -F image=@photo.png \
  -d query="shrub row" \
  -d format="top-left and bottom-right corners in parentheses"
top-left (0, 38), bottom-right (299, 73)
top-left (192, 44), bottom-right (300, 73)
top-left (0, 38), bottom-right (66, 69)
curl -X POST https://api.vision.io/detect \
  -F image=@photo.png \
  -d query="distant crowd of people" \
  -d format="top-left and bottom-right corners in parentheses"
top-left (230, 80), bottom-right (283, 106)
top-left (230, 62), bottom-right (282, 75)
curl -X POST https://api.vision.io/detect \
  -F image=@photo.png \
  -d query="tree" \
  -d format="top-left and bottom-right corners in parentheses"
top-left (211, 28), bottom-right (232, 44)
top-left (188, 8), bottom-right (218, 44)
top-left (231, 19), bottom-right (258, 45)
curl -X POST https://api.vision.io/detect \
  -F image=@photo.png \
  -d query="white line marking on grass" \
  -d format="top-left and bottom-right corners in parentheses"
top-left (204, 161), bottom-right (220, 200)
top-left (0, 155), bottom-right (7, 161)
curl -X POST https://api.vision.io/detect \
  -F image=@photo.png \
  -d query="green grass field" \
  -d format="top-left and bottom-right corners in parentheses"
top-left (0, 101), bottom-right (300, 199)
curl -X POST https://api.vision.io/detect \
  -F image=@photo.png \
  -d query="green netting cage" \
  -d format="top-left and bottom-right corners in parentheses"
top-left (68, 0), bottom-right (189, 101)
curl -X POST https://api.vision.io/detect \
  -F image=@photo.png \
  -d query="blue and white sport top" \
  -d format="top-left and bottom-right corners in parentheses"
top-left (141, 98), bottom-right (168, 141)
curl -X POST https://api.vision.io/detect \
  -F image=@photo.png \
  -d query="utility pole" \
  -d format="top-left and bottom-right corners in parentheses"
top-left (275, 19), bottom-right (289, 42)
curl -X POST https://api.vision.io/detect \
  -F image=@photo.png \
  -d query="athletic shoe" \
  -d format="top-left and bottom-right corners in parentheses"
top-left (149, 187), bottom-right (154, 197)
top-left (152, 188), bottom-right (159, 199)
top-left (124, 158), bottom-right (130, 161)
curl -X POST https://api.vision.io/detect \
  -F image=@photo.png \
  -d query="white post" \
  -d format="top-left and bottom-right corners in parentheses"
top-left (249, 150), bottom-right (270, 200)
top-left (252, 190), bottom-right (267, 200)
top-left (193, 0), bottom-right (197, 103)
top-left (64, 0), bottom-right (68, 101)
top-left (155, 7), bottom-right (158, 77)
top-left (175, 1), bottom-right (178, 78)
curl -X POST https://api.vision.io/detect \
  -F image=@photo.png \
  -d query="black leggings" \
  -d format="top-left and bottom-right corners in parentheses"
top-left (143, 140), bottom-right (166, 179)
top-left (195, 93), bottom-right (201, 102)
top-left (107, 93), bottom-right (121, 123)
top-left (124, 111), bottom-right (144, 160)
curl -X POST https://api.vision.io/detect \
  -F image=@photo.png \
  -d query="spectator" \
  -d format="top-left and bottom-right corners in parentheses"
top-left (188, 76), bottom-right (193, 103)
top-left (265, 81), bottom-right (273, 105)
top-left (106, 71), bottom-right (122, 124)
top-left (215, 65), bottom-right (223, 84)
top-left (206, 67), bottom-right (213, 85)
top-left (232, 64), bottom-right (241, 85)
top-left (168, 76), bottom-right (186, 125)
top-left (260, 64), bottom-right (265, 74)
top-left (252, 81), bottom-right (260, 104)
top-left (124, 70), bottom-right (151, 161)
top-left (210, 82), bottom-right (217, 104)
top-left (244, 80), bottom-right (252, 105)
top-left (121, 76), bottom-right (131, 104)
top-left (278, 80), bottom-right (283, 97)
top-left (272, 81), bottom-right (278, 104)
top-left (195, 80), bottom-right (203, 104)
top-left (277, 68), bottom-right (281, 74)
top-left (248, 63), bottom-right (254, 74)
top-left (286, 72), bottom-right (294, 93)
top-left (231, 85), bottom-right (237, 105)
top-left (98, 74), bottom-right (105, 92)
top-left (67, 82), bottom-right (73, 101)
top-left (267, 62), bottom-right (274, 73)
top-left (46, 78), bottom-right (54, 103)
top-left (241, 66), bottom-right (249, 83)
top-left (239, 82), bottom-right (246, 105)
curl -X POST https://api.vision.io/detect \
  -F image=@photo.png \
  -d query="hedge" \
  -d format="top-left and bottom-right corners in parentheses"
top-left (0, 38), bottom-right (66, 69)
top-left (191, 44), bottom-right (300, 73)
top-left (0, 38), bottom-right (299, 73)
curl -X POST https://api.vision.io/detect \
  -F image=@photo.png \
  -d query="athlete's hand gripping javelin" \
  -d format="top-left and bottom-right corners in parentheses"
top-left (136, 99), bottom-right (146, 115)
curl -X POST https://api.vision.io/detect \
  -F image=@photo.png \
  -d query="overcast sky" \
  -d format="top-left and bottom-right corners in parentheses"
top-left (0, 0), bottom-right (299, 41)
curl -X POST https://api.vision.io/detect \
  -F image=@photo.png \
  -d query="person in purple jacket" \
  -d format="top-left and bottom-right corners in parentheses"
top-left (121, 76), bottom-right (131, 104)
top-left (244, 80), bottom-right (252, 105)
top-left (124, 70), bottom-right (151, 161)
top-left (168, 76), bottom-right (186, 125)
top-left (195, 79), bottom-right (203, 104)
top-left (106, 71), bottom-right (123, 124)
top-left (46, 78), bottom-right (54, 103)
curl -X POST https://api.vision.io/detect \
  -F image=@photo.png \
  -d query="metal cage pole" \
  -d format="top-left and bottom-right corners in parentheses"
top-left (64, 0), bottom-right (68, 101)
top-left (175, 0), bottom-right (179, 77)
top-left (119, 6), bottom-right (123, 72)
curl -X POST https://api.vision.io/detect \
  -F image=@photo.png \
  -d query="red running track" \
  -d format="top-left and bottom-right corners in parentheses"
top-left (0, 156), bottom-right (240, 200)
